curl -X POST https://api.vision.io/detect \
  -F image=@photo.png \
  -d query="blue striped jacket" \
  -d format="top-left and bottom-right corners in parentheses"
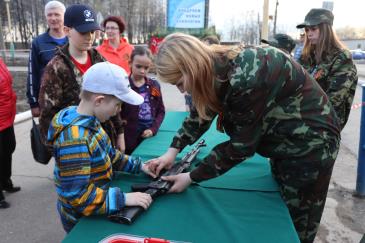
top-left (47, 106), bottom-right (141, 231)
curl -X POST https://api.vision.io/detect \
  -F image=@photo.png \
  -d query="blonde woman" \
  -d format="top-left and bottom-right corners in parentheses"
top-left (297, 8), bottom-right (358, 130)
top-left (149, 33), bottom-right (341, 243)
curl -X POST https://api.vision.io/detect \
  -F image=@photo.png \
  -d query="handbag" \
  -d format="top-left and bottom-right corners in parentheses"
top-left (30, 118), bottom-right (52, 165)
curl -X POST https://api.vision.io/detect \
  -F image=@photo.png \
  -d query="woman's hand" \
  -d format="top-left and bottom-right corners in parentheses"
top-left (146, 148), bottom-right (179, 177)
top-left (161, 172), bottom-right (192, 193)
top-left (125, 192), bottom-right (152, 210)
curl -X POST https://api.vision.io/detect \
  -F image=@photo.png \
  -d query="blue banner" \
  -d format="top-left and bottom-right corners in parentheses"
top-left (167, 0), bottom-right (206, 28)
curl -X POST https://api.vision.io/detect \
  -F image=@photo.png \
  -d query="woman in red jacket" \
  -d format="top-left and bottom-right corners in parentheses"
top-left (0, 58), bottom-right (20, 208)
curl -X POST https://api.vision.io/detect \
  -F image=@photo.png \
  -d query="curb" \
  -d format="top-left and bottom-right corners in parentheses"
top-left (14, 110), bottom-right (32, 125)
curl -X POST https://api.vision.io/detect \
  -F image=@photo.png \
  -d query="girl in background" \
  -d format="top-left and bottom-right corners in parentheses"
top-left (297, 8), bottom-right (358, 130)
top-left (120, 46), bottom-right (165, 154)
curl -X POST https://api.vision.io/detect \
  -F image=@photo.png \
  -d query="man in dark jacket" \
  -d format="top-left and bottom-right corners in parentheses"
top-left (27, 1), bottom-right (67, 117)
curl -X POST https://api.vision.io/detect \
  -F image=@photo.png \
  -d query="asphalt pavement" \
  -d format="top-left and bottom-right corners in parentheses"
top-left (0, 64), bottom-right (364, 243)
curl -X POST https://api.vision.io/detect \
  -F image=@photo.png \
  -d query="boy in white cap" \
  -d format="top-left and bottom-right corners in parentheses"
top-left (47, 62), bottom-right (154, 233)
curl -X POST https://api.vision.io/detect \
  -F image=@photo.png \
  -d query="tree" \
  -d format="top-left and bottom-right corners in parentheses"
top-left (0, 0), bottom-right (167, 46)
top-left (226, 10), bottom-right (260, 44)
top-left (336, 26), bottom-right (365, 40)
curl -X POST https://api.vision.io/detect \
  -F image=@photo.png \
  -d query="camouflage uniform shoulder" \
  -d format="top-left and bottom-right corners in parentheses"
top-left (339, 48), bottom-right (352, 58)
top-left (91, 48), bottom-right (106, 63)
top-left (236, 45), bottom-right (285, 63)
top-left (43, 49), bottom-right (72, 76)
top-left (326, 48), bottom-right (352, 62)
top-left (229, 46), bottom-right (287, 87)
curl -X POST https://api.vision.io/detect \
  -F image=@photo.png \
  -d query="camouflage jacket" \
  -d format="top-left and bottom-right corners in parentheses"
top-left (170, 46), bottom-right (341, 182)
top-left (299, 48), bottom-right (358, 130)
top-left (39, 44), bottom-right (124, 146)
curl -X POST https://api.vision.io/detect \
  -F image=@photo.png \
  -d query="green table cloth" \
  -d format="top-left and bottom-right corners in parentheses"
top-left (62, 112), bottom-right (300, 243)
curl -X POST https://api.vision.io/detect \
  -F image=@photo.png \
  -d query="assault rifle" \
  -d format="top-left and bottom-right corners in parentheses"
top-left (109, 139), bottom-right (206, 224)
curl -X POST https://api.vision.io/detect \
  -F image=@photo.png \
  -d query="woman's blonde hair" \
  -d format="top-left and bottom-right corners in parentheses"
top-left (155, 33), bottom-right (240, 119)
top-left (301, 23), bottom-right (347, 64)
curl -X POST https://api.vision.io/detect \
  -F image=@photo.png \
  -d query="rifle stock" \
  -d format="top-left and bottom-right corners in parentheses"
top-left (109, 139), bottom-right (206, 224)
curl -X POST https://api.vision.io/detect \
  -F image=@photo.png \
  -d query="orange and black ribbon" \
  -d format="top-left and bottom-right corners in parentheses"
top-left (216, 112), bottom-right (224, 133)
top-left (151, 86), bottom-right (161, 97)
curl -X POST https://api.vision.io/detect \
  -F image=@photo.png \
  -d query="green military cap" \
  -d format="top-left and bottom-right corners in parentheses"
top-left (202, 35), bottom-right (220, 45)
top-left (296, 8), bottom-right (334, 28)
top-left (261, 33), bottom-right (296, 53)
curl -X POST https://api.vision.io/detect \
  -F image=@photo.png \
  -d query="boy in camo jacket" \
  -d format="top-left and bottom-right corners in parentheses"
top-left (150, 33), bottom-right (341, 243)
top-left (39, 4), bottom-right (124, 149)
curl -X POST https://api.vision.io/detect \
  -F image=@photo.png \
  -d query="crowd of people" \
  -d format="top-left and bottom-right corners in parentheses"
top-left (0, 1), bottom-right (359, 243)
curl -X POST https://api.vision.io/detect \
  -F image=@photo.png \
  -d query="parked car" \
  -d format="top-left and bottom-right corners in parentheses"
top-left (350, 49), bottom-right (365, 60)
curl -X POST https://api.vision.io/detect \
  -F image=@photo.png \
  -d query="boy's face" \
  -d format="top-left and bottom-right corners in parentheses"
top-left (94, 95), bottom-right (122, 122)
top-left (65, 27), bottom-right (95, 51)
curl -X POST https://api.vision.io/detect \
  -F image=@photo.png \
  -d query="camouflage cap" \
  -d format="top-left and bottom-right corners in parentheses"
top-left (261, 33), bottom-right (296, 53)
top-left (296, 8), bottom-right (334, 28)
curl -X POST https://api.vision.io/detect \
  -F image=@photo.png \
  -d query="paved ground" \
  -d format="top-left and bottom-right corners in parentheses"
top-left (0, 64), bottom-right (364, 243)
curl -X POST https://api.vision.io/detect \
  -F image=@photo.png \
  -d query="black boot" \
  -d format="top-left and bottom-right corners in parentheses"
top-left (0, 191), bottom-right (10, 209)
top-left (0, 200), bottom-right (10, 208)
top-left (3, 179), bottom-right (21, 193)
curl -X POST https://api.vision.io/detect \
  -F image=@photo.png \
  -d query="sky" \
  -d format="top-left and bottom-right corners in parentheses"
top-left (209, 0), bottom-right (365, 40)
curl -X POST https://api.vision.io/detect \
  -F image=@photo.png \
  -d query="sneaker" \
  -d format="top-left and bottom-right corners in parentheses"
top-left (0, 200), bottom-right (10, 209)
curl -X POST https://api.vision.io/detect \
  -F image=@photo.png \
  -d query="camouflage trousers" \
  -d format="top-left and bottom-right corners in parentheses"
top-left (270, 136), bottom-right (339, 243)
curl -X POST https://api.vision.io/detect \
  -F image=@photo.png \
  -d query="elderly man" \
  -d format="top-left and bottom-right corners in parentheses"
top-left (26, 1), bottom-right (67, 117)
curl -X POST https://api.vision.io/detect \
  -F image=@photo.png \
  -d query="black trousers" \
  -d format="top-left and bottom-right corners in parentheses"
top-left (0, 126), bottom-right (16, 189)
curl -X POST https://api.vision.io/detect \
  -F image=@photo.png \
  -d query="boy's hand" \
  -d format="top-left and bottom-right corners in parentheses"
top-left (141, 162), bottom-right (157, 178)
top-left (125, 192), bottom-right (152, 209)
top-left (141, 129), bottom-right (153, 138)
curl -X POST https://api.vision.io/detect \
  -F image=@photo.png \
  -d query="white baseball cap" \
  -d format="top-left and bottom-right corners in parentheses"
top-left (82, 62), bottom-right (144, 105)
